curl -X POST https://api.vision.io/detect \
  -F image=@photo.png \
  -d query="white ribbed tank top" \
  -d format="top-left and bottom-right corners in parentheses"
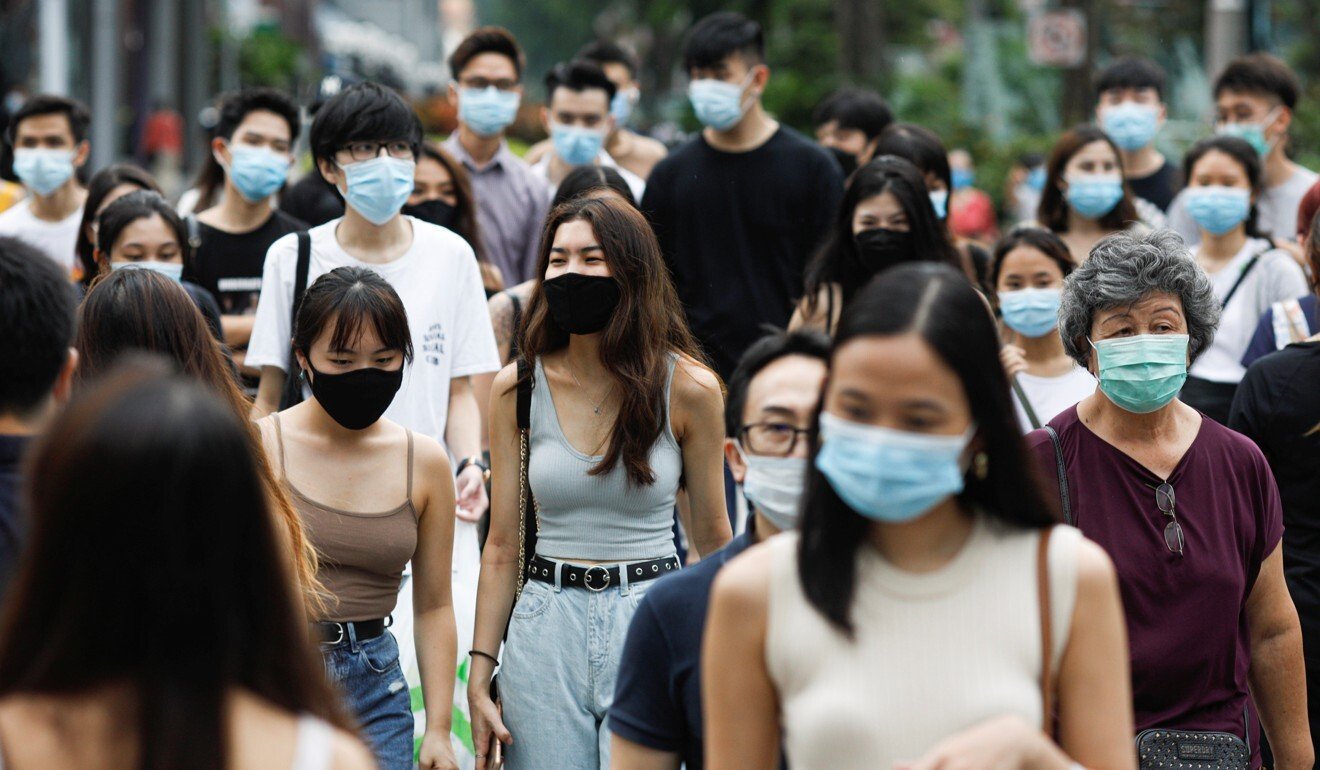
top-left (765, 518), bottom-right (1081, 770)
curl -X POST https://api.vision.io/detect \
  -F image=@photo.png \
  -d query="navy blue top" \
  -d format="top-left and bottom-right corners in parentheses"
top-left (1242, 294), bottom-right (1317, 369)
top-left (610, 529), bottom-right (755, 769)
top-left (0, 434), bottom-right (31, 600)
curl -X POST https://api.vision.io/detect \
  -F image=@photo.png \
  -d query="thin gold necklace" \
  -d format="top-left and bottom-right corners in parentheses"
top-left (566, 360), bottom-right (613, 415)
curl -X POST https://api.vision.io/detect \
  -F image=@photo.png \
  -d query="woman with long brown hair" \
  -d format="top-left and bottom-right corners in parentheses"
top-left (0, 364), bottom-right (373, 769)
top-left (468, 194), bottom-right (731, 770)
top-left (74, 267), bottom-right (324, 616)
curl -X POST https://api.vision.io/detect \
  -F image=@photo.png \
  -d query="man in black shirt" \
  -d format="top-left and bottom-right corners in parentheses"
top-left (185, 87), bottom-right (306, 384)
top-left (1229, 340), bottom-right (1320, 758)
top-left (0, 236), bottom-right (77, 599)
top-left (1093, 57), bottom-right (1180, 211)
top-left (641, 12), bottom-right (843, 381)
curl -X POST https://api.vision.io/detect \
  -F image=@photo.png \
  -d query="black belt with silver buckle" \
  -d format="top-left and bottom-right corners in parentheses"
top-left (527, 555), bottom-right (680, 592)
top-left (315, 616), bottom-right (391, 645)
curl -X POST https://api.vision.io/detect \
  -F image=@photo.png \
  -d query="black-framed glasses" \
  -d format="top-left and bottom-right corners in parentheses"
top-left (1154, 482), bottom-right (1184, 557)
top-left (338, 140), bottom-right (415, 162)
top-left (739, 422), bottom-right (811, 457)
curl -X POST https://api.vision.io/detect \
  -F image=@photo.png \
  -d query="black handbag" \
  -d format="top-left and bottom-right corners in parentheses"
top-left (1044, 429), bottom-right (1252, 770)
top-left (1135, 717), bottom-right (1250, 770)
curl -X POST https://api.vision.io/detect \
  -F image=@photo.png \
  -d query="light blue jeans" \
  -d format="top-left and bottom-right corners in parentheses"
top-left (500, 561), bottom-right (659, 770)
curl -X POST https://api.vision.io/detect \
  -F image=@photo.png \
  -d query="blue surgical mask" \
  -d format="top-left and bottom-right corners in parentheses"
top-left (736, 443), bottom-right (807, 531)
top-left (929, 190), bottom-right (949, 220)
top-left (459, 86), bottom-right (521, 137)
top-left (951, 168), bottom-right (976, 191)
top-left (815, 412), bottom-right (973, 524)
top-left (550, 123), bottom-right (606, 167)
top-left (1066, 174), bottom-right (1124, 219)
top-left (1000, 287), bottom-right (1062, 338)
top-left (1090, 333), bottom-right (1189, 414)
top-left (227, 144), bottom-right (290, 202)
top-left (111, 260), bottom-right (184, 283)
top-left (1218, 109), bottom-right (1278, 157)
top-left (13, 148), bottom-right (75, 197)
top-left (1184, 186), bottom-right (1251, 237)
top-left (610, 87), bottom-right (638, 126)
top-left (1101, 102), bottom-right (1161, 152)
top-left (338, 155), bottom-right (415, 226)
top-left (688, 73), bottom-right (753, 131)
top-left (1026, 166), bottom-right (1047, 191)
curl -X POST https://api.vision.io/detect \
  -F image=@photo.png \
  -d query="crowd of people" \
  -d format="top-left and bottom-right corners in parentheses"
top-left (1, 8), bottom-right (1320, 770)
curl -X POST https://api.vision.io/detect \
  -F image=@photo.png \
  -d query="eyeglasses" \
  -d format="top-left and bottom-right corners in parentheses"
top-left (338, 141), bottom-right (415, 162)
top-left (739, 422), bottom-right (811, 457)
top-left (1155, 482), bottom-right (1184, 556)
top-left (459, 77), bottom-right (519, 91)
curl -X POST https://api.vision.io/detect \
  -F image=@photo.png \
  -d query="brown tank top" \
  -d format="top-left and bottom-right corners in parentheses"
top-left (273, 414), bottom-right (419, 622)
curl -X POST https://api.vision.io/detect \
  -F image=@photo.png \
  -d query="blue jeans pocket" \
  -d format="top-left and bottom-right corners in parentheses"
top-left (361, 631), bottom-right (401, 675)
top-left (511, 579), bottom-right (552, 620)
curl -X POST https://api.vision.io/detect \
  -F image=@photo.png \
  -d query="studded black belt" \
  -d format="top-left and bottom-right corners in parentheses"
top-left (527, 555), bottom-right (680, 591)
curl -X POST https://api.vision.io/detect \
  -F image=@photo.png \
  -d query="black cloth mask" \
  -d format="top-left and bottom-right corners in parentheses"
top-left (306, 363), bottom-right (404, 430)
top-left (543, 273), bottom-right (621, 335)
top-left (854, 227), bottom-right (915, 274)
top-left (402, 199), bottom-right (459, 230)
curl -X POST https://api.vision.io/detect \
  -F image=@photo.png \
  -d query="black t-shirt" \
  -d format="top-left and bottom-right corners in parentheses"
top-left (281, 172), bottom-right (344, 228)
top-left (642, 127), bottom-right (844, 380)
top-left (186, 210), bottom-right (305, 317)
top-left (610, 531), bottom-right (754, 768)
top-left (1228, 341), bottom-right (1320, 660)
top-left (1128, 158), bottom-right (1180, 212)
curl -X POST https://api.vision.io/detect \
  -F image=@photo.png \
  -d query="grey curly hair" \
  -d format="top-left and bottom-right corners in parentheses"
top-left (1058, 229), bottom-right (1220, 368)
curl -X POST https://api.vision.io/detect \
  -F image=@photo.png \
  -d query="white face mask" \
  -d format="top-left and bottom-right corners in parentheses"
top-left (736, 443), bottom-right (807, 531)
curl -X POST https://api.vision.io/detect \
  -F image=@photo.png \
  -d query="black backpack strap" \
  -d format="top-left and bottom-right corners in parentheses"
top-left (1044, 425), bottom-right (1072, 526)
top-left (508, 293), bottom-right (525, 364)
top-left (516, 356), bottom-right (532, 432)
top-left (278, 232), bottom-right (313, 410)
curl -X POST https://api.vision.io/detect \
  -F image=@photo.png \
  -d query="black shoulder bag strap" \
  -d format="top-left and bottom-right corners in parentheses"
top-left (278, 232), bottom-right (313, 410)
top-left (508, 293), bottom-right (524, 364)
top-left (1220, 246), bottom-right (1268, 310)
top-left (1012, 374), bottom-right (1043, 431)
top-left (514, 357), bottom-right (537, 596)
top-left (1044, 426), bottom-right (1073, 526)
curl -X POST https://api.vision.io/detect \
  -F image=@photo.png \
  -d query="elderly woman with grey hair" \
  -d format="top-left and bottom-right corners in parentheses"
top-left (1028, 229), bottom-right (1312, 769)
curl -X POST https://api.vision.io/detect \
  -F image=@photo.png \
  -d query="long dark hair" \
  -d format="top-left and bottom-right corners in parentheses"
top-left (1182, 135), bottom-right (1267, 241)
top-left (1037, 125), bottom-right (1139, 233)
top-left (418, 142), bottom-right (490, 266)
top-left (517, 195), bottom-right (709, 486)
top-left (75, 164), bottom-right (161, 288)
top-left (802, 156), bottom-right (962, 318)
top-left (0, 363), bottom-right (350, 769)
top-left (75, 269), bottom-right (325, 617)
top-left (797, 263), bottom-right (1060, 635)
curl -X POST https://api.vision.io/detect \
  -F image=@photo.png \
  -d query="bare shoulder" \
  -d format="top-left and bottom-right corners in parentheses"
top-left (672, 357), bottom-right (724, 410)
top-left (411, 431), bottom-right (453, 477)
top-left (487, 290), bottom-right (512, 318)
top-left (711, 538), bottom-right (779, 616)
top-left (491, 361), bottom-right (520, 399)
top-left (329, 728), bottom-right (377, 770)
top-left (1073, 536), bottom-right (1118, 590)
top-left (632, 134), bottom-right (669, 161)
top-left (524, 138), bottom-right (552, 165)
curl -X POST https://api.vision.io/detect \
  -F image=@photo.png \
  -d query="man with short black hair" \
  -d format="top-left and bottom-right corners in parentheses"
top-left (442, 27), bottom-right (549, 284)
top-left (642, 12), bottom-right (843, 382)
top-left (530, 60), bottom-right (645, 201)
top-left (812, 87), bottom-right (893, 175)
top-left (1093, 57), bottom-right (1180, 212)
top-left (187, 87), bottom-right (306, 387)
top-left (0, 236), bottom-right (78, 595)
top-left (0, 95), bottom-right (91, 277)
top-left (1168, 53), bottom-right (1318, 248)
top-left (527, 39), bottom-right (669, 180)
top-left (610, 329), bottom-right (829, 770)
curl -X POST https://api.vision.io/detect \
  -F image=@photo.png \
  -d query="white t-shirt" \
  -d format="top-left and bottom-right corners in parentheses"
top-left (529, 150), bottom-right (646, 205)
top-left (0, 199), bottom-right (81, 274)
top-left (246, 216), bottom-right (501, 443)
top-left (1011, 366), bottom-right (1096, 433)
top-left (1169, 165), bottom-right (1320, 245)
top-left (1189, 237), bottom-right (1309, 383)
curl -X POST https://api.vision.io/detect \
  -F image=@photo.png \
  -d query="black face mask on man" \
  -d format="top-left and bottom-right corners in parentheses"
top-left (402, 199), bottom-right (458, 230)
top-left (305, 363), bottom-right (404, 430)
top-left (543, 273), bottom-right (621, 335)
top-left (853, 227), bottom-right (915, 274)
